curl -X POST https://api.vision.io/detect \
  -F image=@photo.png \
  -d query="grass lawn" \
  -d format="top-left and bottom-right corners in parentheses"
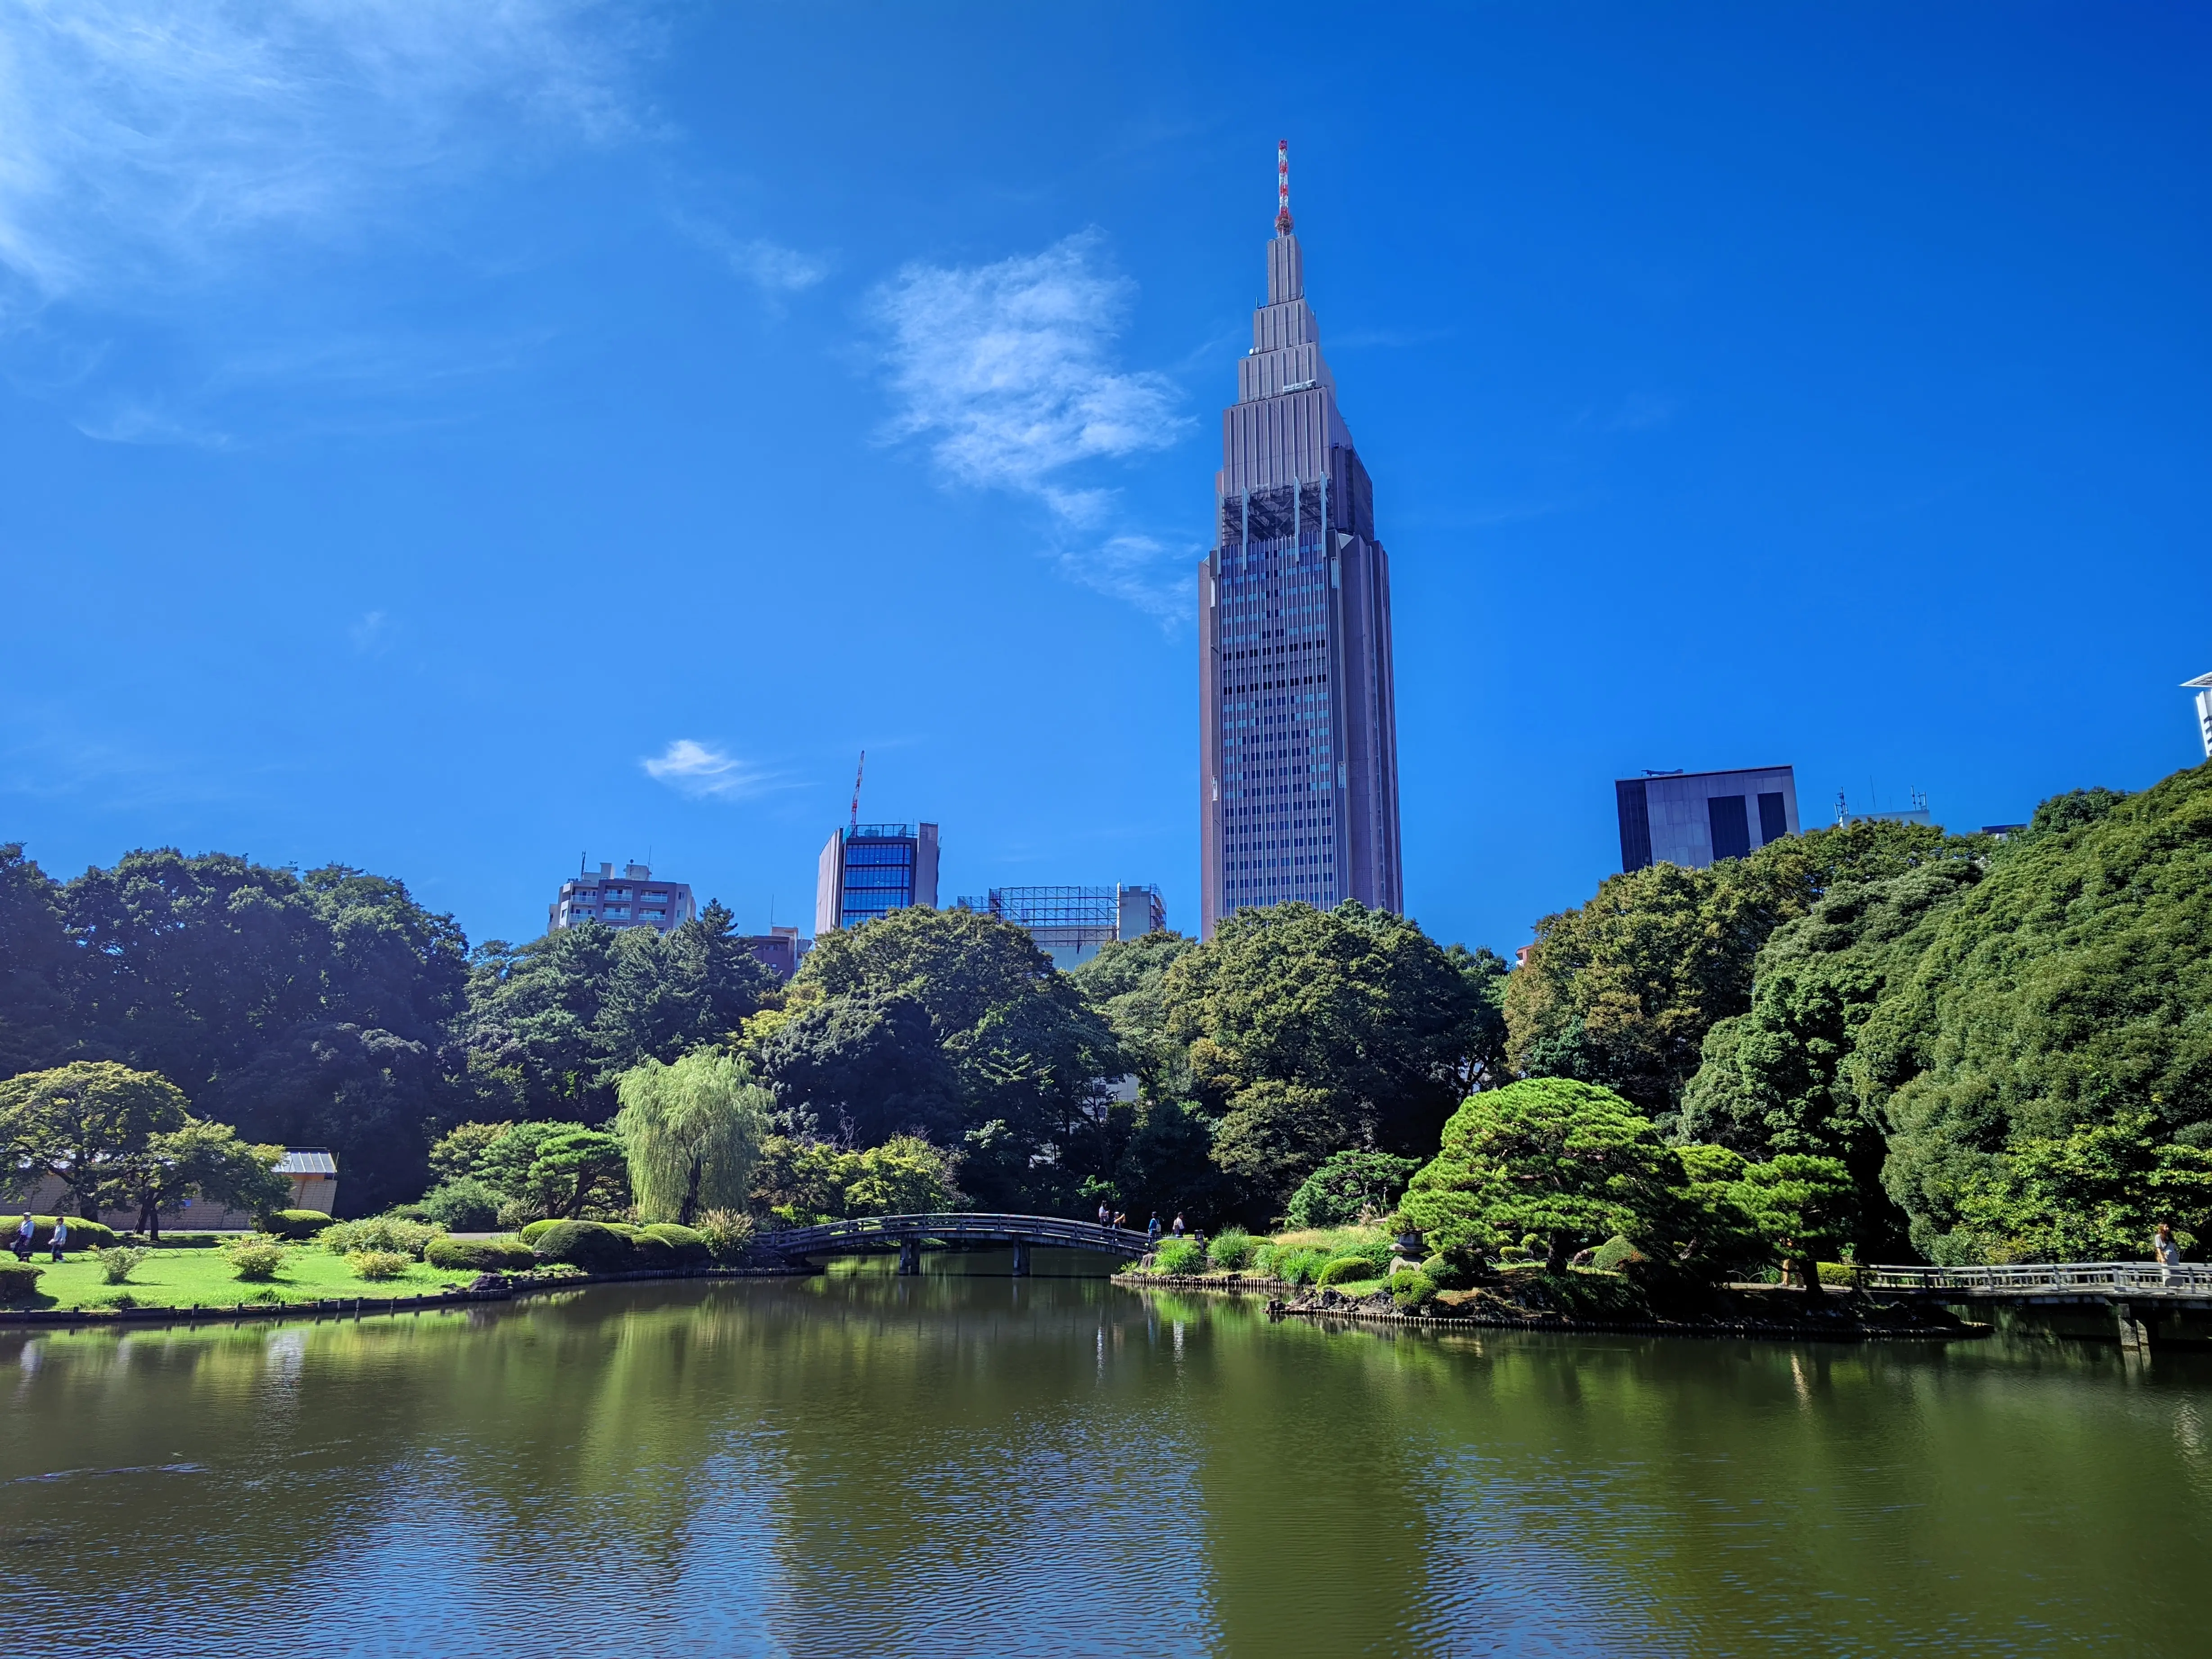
top-left (11, 1246), bottom-right (480, 1312)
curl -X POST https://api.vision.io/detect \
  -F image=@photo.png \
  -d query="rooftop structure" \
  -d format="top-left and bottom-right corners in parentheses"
top-left (1616, 766), bottom-right (1801, 871)
top-left (1200, 143), bottom-right (1402, 937)
top-left (2187, 672), bottom-right (2212, 759)
top-left (817, 823), bottom-right (940, 933)
top-left (549, 862), bottom-right (697, 935)
top-left (956, 884), bottom-right (1166, 971)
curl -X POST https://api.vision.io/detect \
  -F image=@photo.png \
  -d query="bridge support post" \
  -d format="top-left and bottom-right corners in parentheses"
top-left (2114, 1300), bottom-right (2152, 1351)
top-left (898, 1239), bottom-right (920, 1276)
top-left (1011, 1240), bottom-right (1029, 1278)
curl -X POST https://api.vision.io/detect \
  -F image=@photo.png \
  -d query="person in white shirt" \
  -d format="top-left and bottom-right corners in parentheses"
top-left (2154, 1222), bottom-right (2183, 1268)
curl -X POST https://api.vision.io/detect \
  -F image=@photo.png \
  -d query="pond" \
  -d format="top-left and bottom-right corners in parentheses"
top-left (5, 1260), bottom-right (2209, 1655)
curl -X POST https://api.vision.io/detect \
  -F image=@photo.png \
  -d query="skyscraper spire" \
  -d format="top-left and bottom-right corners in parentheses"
top-left (1275, 139), bottom-right (1293, 236)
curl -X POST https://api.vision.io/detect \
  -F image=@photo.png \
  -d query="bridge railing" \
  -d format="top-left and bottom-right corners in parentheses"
top-left (1865, 1262), bottom-right (2212, 1298)
top-left (756, 1212), bottom-right (1152, 1258)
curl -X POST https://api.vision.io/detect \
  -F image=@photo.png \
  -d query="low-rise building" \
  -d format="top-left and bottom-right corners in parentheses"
top-left (738, 925), bottom-right (807, 981)
top-left (1616, 766), bottom-right (1801, 871)
top-left (550, 862), bottom-right (697, 935)
top-left (13, 1147), bottom-right (339, 1232)
top-left (956, 884), bottom-right (1167, 971)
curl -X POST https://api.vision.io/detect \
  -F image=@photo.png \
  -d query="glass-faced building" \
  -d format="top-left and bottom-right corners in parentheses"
top-left (1199, 176), bottom-right (1403, 938)
top-left (953, 884), bottom-right (1167, 971)
top-left (815, 823), bottom-right (941, 933)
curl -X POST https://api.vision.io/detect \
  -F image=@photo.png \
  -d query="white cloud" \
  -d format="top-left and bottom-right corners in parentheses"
top-left (872, 230), bottom-right (1193, 619)
top-left (0, 1), bottom-right (651, 311)
top-left (642, 738), bottom-right (766, 801)
top-left (670, 211), bottom-right (827, 295)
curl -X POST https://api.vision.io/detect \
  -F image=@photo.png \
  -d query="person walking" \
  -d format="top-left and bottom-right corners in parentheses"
top-left (1171, 1213), bottom-right (1185, 1240)
top-left (10, 1215), bottom-right (31, 1261)
top-left (48, 1215), bottom-right (67, 1262)
top-left (2155, 1222), bottom-right (2183, 1280)
top-left (1147, 1214), bottom-right (1161, 1246)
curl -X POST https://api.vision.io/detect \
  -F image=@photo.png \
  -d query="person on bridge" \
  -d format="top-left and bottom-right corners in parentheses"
top-left (2155, 1223), bottom-right (2183, 1268)
top-left (1097, 1202), bottom-right (1112, 1231)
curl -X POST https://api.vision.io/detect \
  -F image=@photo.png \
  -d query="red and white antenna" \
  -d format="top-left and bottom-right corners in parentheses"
top-left (1274, 139), bottom-right (1294, 236)
top-left (849, 749), bottom-right (866, 831)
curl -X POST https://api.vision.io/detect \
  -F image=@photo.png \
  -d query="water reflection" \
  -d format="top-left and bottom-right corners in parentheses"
top-left (1, 1274), bottom-right (2208, 1656)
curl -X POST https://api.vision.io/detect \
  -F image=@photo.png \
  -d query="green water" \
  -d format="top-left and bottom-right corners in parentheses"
top-left (4, 1260), bottom-right (2209, 1656)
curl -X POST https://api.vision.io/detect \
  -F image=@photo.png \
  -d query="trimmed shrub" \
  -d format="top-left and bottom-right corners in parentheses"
top-left (97, 1247), bottom-right (149, 1285)
top-left (323, 1215), bottom-right (442, 1260)
top-left (1317, 1255), bottom-right (1377, 1288)
top-left (1392, 1269), bottom-right (1439, 1311)
top-left (0, 1263), bottom-right (43, 1301)
top-left (1420, 1253), bottom-right (1477, 1291)
top-left (348, 1250), bottom-right (410, 1281)
top-left (424, 1236), bottom-right (537, 1272)
top-left (528, 1220), bottom-right (637, 1273)
top-left (697, 1208), bottom-right (754, 1264)
top-left (259, 1209), bottom-right (335, 1240)
top-left (1206, 1227), bottom-right (1259, 1271)
top-left (1816, 1261), bottom-right (1858, 1288)
top-left (640, 1224), bottom-right (713, 1265)
top-left (630, 1232), bottom-right (677, 1267)
top-left (518, 1218), bottom-right (563, 1247)
top-left (1153, 1238), bottom-right (1204, 1275)
top-left (0, 1216), bottom-right (120, 1251)
top-left (416, 1178), bottom-right (502, 1232)
top-left (1591, 1235), bottom-right (1646, 1273)
top-left (224, 1238), bottom-right (288, 1281)
top-left (1498, 1244), bottom-right (1532, 1264)
top-left (1276, 1247), bottom-right (1332, 1288)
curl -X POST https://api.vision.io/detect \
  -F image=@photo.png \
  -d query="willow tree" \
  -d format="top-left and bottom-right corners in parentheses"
top-left (614, 1050), bottom-right (770, 1225)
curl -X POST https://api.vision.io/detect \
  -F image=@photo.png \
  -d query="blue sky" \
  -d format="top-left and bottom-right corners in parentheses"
top-left (3, 2), bottom-right (2207, 956)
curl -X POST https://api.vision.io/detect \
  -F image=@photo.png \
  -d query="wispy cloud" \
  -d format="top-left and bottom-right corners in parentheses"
top-left (1574, 392), bottom-right (1679, 434)
top-left (642, 739), bottom-right (770, 801)
top-left (350, 610), bottom-right (391, 654)
top-left (670, 210), bottom-right (827, 296)
top-left (0, 1), bottom-right (650, 311)
top-left (872, 230), bottom-right (1193, 619)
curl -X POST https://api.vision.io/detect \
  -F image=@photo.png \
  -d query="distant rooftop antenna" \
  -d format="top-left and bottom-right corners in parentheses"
top-left (1275, 140), bottom-right (1293, 236)
top-left (849, 749), bottom-right (866, 832)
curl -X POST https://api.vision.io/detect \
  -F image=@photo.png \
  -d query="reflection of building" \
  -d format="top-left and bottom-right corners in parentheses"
top-left (816, 823), bottom-right (940, 933)
top-left (1616, 766), bottom-right (1800, 871)
top-left (550, 862), bottom-right (697, 934)
top-left (737, 925), bottom-right (806, 981)
top-left (956, 884), bottom-right (1166, 970)
top-left (2187, 672), bottom-right (2212, 759)
top-left (18, 1146), bottom-right (338, 1232)
top-left (1199, 146), bottom-right (1402, 938)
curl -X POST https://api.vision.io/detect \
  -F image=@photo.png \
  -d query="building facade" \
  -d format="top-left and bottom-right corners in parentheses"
top-left (2188, 672), bottom-right (2212, 759)
top-left (1616, 766), bottom-right (1801, 871)
top-left (816, 823), bottom-right (940, 933)
top-left (549, 862), bottom-right (697, 934)
top-left (1199, 151), bottom-right (1402, 938)
top-left (737, 925), bottom-right (807, 981)
top-left (956, 884), bottom-right (1166, 971)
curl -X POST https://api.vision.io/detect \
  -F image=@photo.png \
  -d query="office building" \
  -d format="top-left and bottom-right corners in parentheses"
top-left (2188, 672), bottom-right (2212, 759)
top-left (1616, 767), bottom-right (1800, 871)
top-left (816, 823), bottom-right (940, 933)
top-left (737, 926), bottom-right (806, 981)
top-left (956, 884), bottom-right (1166, 971)
top-left (1200, 144), bottom-right (1402, 938)
top-left (550, 862), bottom-right (697, 934)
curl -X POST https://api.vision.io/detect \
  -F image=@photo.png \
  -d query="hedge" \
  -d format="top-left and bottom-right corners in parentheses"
top-left (518, 1219), bottom-right (562, 1246)
top-left (1317, 1255), bottom-right (1377, 1288)
top-left (1391, 1269), bottom-right (1440, 1311)
top-left (640, 1223), bottom-right (713, 1265)
top-left (424, 1236), bottom-right (537, 1272)
top-left (0, 1263), bottom-right (43, 1300)
top-left (1591, 1235), bottom-right (1646, 1273)
top-left (528, 1221), bottom-right (637, 1272)
top-left (260, 1209), bottom-right (336, 1240)
top-left (0, 1216), bottom-right (120, 1251)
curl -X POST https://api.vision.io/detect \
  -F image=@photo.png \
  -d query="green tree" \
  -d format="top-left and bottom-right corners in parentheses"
top-left (1948, 1111), bottom-right (2212, 1263)
top-left (755, 992), bottom-right (961, 1145)
top-left (527, 1127), bottom-right (630, 1219)
top-left (1399, 1077), bottom-right (1679, 1271)
top-left (98, 1119), bottom-right (289, 1242)
top-left (1508, 820), bottom-right (1969, 1120)
top-left (1069, 932), bottom-right (1198, 1101)
top-left (614, 1050), bottom-right (771, 1225)
top-left (1728, 1154), bottom-right (1857, 1295)
top-left (1283, 1150), bottom-right (1422, 1229)
top-left (1162, 901), bottom-right (1479, 1211)
top-left (746, 1133), bottom-right (959, 1224)
top-left (0, 844), bottom-right (73, 1077)
top-left (428, 1120), bottom-right (511, 1184)
top-left (840, 1136), bottom-right (959, 1217)
top-left (0, 1062), bottom-right (191, 1218)
top-left (1869, 765), bottom-right (2212, 1259)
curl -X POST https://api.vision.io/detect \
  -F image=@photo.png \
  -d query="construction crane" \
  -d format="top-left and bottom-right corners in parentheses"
top-left (849, 749), bottom-right (866, 832)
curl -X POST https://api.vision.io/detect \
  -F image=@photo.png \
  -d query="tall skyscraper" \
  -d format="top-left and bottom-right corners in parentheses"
top-left (1200, 144), bottom-right (1402, 938)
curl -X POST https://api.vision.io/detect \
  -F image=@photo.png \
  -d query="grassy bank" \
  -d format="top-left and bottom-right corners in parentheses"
top-left (10, 1248), bottom-right (483, 1312)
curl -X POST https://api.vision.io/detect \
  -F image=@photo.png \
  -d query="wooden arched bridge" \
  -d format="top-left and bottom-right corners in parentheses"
top-left (754, 1213), bottom-right (1154, 1276)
